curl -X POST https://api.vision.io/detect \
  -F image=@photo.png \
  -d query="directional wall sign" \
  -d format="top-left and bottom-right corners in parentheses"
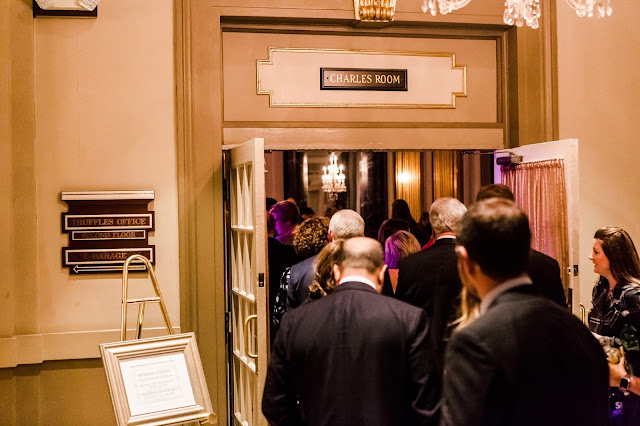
top-left (71, 230), bottom-right (146, 241)
top-left (60, 191), bottom-right (156, 275)
top-left (63, 247), bottom-right (154, 274)
top-left (64, 247), bottom-right (154, 265)
top-left (63, 213), bottom-right (154, 231)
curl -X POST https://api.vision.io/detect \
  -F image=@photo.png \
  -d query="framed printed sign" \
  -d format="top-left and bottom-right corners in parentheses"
top-left (100, 333), bottom-right (215, 426)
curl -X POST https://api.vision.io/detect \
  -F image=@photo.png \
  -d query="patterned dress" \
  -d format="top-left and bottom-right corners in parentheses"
top-left (589, 277), bottom-right (640, 425)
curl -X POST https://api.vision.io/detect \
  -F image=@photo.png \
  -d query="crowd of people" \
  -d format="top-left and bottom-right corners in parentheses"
top-left (261, 186), bottom-right (640, 425)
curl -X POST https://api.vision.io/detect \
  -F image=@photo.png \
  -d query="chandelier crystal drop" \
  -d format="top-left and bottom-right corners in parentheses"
top-left (503, 0), bottom-right (541, 29)
top-left (322, 153), bottom-right (347, 201)
top-left (422, 0), bottom-right (472, 16)
top-left (565, 0), bottom-right (612, 18)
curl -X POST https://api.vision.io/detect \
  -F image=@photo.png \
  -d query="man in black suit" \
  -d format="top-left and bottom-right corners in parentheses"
top-left (263, 237), bottom-right (440, 426)
top-left (441, 198), bottom-right (608, 426)
top-left (286, 209), bottom-right (364, 310)
top-left (394, 197), bottom-right (468, 364)
top-left (475, 184), bottom-right (566, 307)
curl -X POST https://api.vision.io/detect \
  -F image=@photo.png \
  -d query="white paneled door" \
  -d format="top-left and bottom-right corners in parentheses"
top-left (228, 138), bottom-right (268, 426)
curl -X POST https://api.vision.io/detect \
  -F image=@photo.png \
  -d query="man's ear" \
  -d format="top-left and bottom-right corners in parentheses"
top-left (333, 263), bottom-right (341, 283)
top-left (455, 245), bottom-right (475, 277)
top-left (378, 264), bottom-right (388, 286)
top-left (327, 229), bottom-right (334, 242)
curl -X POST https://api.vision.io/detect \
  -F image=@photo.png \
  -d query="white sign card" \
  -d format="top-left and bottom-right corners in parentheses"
top-left (120, 353), bottom-right (196, 416)
top-left (100, 333), bottom-right (214, 426)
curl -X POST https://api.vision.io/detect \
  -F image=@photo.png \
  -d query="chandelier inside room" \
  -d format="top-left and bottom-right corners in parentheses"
top-left (322, 153), bottom-right (347, 201)
top-left (423, 0), bottom-right (612, 28)
top-left (354, 0), bottom-right (612, 29)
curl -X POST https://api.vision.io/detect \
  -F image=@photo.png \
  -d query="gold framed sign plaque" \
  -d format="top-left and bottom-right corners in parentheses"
top-left (100, 333), bottom-right (215, 426)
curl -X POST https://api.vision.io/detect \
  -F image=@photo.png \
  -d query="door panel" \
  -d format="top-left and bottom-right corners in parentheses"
top-left (228, 138), bottom-right (267, 426)
top-left (494, 139), bottom-right (580, 315)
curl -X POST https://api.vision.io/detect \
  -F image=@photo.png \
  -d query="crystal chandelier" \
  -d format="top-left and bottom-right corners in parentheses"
top-left (423, 0), bottom-right (611, 29)
top-left (422, 0), bottom-right (471, 16)
top-left (565, 0), bottom-right (612, 17)
top-left (322, 153), bottom-right (347, 201)
top-left (504, 0), bottom-right (541, 29)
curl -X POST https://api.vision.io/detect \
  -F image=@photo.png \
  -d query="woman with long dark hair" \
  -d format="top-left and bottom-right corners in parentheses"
top-left (588, 227), bottom-right (640, 425)
top-left (391, 199), bottom-right (427, 245)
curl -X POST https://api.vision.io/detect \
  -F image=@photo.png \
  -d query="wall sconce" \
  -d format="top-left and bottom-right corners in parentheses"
top-left (33, 0), bottom-right (99, 18)
top-left (397, 172), bottom-right (411, 184)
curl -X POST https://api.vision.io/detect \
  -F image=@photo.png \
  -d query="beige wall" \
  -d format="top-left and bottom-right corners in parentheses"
top-left (556, 3), bottom-right (640, 311)
top-left (1, 0), bottom-right (177, 424)
top-left (33, 0), bottom-right (178, 338)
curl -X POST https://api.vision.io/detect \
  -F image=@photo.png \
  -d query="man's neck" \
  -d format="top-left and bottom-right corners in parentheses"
top-left (475, 276), bottom-right (500, 300)
top-left (336, 268), bottom-right (381, 292)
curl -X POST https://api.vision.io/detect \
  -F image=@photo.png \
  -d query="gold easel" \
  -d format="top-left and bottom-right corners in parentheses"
top-left (119, 255), bottom-right (215, 424)
top-left (121, 254), bottom-right (173, 341)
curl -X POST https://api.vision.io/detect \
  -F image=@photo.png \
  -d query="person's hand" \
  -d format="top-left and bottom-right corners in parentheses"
top-left (609, 356), bottom-right (628, 387)
top-left (592, 331), bottom-right (602, 340)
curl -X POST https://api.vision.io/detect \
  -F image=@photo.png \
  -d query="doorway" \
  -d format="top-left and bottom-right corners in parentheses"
top-left (266, 149), bottom-right (494, 239)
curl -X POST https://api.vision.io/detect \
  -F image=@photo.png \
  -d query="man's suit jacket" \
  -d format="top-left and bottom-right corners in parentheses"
top-left (286, 254), bottom-right (317, 310)
top-left (529, 249), bottom-right (566, 307)
top-left (263, 281), bottom-right (440, 426)
top-left (394, 238), bottom-right (462, 362)
top-left (441, 285), bottom-right (608, 426)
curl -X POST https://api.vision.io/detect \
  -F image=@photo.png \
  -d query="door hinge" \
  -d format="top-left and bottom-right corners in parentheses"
top-left (225, 311), bottom-right (231, 335)
top-left (573, 265), bottom-right (579, 276)
top-left (258, 273), bottom-right (265, 288)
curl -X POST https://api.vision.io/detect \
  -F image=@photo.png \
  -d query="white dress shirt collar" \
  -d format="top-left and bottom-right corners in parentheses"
top-left (338, 276), bottom-right (377, 291)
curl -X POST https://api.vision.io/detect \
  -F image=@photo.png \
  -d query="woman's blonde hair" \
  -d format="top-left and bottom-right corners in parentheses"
top-left (308, 241), bottom-right (342, 301)
top-left (384, 230), bottom-right (421, 269)
top-left (451, 286), bottom-right (481, 330)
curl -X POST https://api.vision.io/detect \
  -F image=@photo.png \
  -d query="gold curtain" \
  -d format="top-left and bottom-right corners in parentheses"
top-left (502, 159), bottom-right (569, 291)
top-left (395, 151), bottom-right (422, 220)
top-left (432, 150), bottom-right (460, 200)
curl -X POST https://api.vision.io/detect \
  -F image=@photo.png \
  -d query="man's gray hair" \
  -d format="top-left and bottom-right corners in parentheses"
top-left (329, 209), bottom-right (365, 240)
top-left (430, 197), bottom-right (467, 235)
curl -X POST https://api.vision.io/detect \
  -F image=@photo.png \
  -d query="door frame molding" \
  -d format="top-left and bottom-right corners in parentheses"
top-left (174, 1), bottom-right (557, 422)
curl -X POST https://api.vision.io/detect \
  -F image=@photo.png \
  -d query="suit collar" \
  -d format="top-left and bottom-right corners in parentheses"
top-left (334, 281), bottom-right (379, 294)
top-left (432, 237), bottom-right (457, 247)
top-left (482, 276), bottom-right (535, 313)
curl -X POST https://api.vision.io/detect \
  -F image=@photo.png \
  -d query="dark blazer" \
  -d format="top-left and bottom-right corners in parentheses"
top-left (529, 249), bottom-right (566, 307)
top-left (263, 281), bottom-right (440, 426)
top-left (394, 238), bottom-right (462, 362)
top-left (286, 254), bottom-right (317, 310)
top-left (441, 285), bottom-right (608, 426)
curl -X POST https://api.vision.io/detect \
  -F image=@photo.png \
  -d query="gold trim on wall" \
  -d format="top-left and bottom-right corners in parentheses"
top-left (395, 152), bottom-right (422, 220)
top-left (432, 150), bottom-right (461, 199)
top-left (256, 47), bottom-right (467, 109)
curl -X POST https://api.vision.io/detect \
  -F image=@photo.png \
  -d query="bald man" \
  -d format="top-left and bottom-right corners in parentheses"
top-left (286, 209), bottom-right (365, 310)
top-left (263, 237), bottom-right (440, 426)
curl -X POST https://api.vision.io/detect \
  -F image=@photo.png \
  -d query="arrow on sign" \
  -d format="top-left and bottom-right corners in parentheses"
top-left (71, 264), bottom-right (147, 273)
